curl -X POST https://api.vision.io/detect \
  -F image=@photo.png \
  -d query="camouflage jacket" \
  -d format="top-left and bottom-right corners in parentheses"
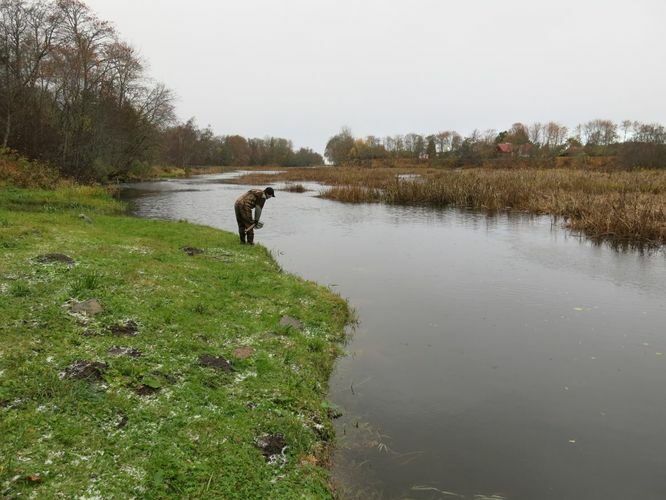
top-left (235, 190), bottom-right (267, 213)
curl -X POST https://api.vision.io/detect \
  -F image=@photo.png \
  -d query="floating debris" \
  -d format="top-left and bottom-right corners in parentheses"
top-left (411, 485), bottom-right (462, 497)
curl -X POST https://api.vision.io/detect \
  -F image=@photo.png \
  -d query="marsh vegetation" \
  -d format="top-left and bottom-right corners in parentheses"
top-left (232, 166), bottom-right (666, 248)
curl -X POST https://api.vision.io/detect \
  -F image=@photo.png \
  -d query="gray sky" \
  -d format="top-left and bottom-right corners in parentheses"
top-left (86, 0), bottom-right (666, 152)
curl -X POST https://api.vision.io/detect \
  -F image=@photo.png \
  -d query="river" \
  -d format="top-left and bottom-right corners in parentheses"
top-left (121, 173), bottom-right (666, 500)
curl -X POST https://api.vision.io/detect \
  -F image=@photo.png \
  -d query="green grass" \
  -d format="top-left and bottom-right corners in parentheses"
top-left (0, 188), bottom-right (349, 498)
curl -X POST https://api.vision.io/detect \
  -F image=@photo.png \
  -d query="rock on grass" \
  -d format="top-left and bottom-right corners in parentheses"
top-left (279, 316), bottom-right (304, 330)
top-left (69, 299), bottom-right (103, 316)
top-left (62, 360), bottom-right (108, 381)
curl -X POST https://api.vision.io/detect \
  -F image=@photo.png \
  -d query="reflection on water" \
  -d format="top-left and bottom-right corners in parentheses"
top-left (122, 174), bottom-right (666, 500)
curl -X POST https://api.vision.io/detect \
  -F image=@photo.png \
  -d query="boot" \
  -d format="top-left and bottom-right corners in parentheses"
top-left (246, 231), bottom-right (254, 245)
top-left (238, 229), bottom-right (246, 244)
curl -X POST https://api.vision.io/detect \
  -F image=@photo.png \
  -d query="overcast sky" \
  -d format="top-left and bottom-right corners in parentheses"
top-left (85, 0), bottom-right (666, 152)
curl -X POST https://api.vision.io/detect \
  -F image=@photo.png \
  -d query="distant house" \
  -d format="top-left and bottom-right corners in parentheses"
top-left (496, 143), bottom-right (533, 157)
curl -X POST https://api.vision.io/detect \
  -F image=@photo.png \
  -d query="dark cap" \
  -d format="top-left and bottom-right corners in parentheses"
top-left (264, 187), bottom-right (275, 198)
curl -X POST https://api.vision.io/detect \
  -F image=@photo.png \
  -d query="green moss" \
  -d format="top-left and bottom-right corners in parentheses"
top-left (0, 187), bottom-right (349, 498)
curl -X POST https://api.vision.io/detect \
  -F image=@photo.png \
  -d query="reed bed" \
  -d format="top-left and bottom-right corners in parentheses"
top-left (322, 185), bottom-right (383, 203)
top-left (232, 166), bottom-right (666, 247)
top-left (282, 183), bottom-right (308, 193)
top-left (379, 170), bottom-right (666, 247)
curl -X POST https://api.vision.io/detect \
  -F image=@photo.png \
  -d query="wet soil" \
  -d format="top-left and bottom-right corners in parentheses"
top-left (135, 385), bottom-right (160, 396)
top-left (256, 433), bottom-right (287, 459)
top-left (199, 354), bottom-right (233, 371)
top-left (35, 253), bottom-right (75, 265)
top-left (110, 320), bottom-right (139, 336)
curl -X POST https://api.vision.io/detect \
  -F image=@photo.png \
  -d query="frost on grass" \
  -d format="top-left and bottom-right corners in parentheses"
top-left (234, 371), bottom-right (257, 383)
top-left (117, 245), bottom-right (153, 256)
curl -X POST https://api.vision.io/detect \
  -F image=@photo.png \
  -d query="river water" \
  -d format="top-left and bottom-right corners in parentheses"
top-left (122, 173), bottom-right (666, 500)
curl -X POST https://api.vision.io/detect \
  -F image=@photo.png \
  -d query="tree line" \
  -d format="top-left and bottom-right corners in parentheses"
top-left (161, 118), bottom-right (322, 169)
top-left (325, 120), bottom-right (666, 168)
top-left (0, 0), bottom-right (320, 182)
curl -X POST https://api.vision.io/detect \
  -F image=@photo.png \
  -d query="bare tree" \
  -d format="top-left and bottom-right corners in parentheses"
top-left (621, 120), bottom-right (632, 142)
top-left (582, 119), bottom-right (617, 146)
top-left (0, 0), bottom-right (58, 146)
top-left (543, 122), bottom-right (568, 149)
top-left (528, 122), bottom-right (543, 146)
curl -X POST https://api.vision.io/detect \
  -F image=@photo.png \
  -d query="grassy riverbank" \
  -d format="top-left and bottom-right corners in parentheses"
top-left (0, 187), bottom-right (349, 498)
top-left (233, 166), bottom-right (666, 248)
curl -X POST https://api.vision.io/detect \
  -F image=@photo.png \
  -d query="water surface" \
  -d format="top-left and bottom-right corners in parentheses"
top-left (122, 174), bottom-right (666, 500)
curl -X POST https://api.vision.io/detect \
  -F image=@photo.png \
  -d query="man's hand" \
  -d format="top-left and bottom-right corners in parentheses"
top-left (255, 221), bottom-right (264, 229)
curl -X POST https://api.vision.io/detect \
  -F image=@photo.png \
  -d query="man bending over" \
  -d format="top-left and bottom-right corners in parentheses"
top-left (234, 187), bottom-right (275, 245)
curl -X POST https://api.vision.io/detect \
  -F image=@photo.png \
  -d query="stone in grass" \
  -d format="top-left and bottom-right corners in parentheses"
top-left (279, 316), bottom-right (304, 330)
top-left (63, 360), bottom-right (108, 381)
top-left (255, 433), bottom-right (288, 460)
top-left (78, 214), bottom-right (93, 224)
top-left (107, 346), bottom-right (142, 358)
top-left (199, 354), bottom-right (233, 371)
top-left (70, 299), bottom-right (103, 317)
top-left (181, 246), bottom-right (204, 256)
top-left (232, 346), bottom-right (255, 360)
top-left (35, 253), bottom-right (75, 265)
top-left (110, 320), bottom-right (139, 337)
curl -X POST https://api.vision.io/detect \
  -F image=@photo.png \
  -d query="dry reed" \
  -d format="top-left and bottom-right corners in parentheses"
top-left (232, 166), bottom-right (666, 247)
top-left (282, 183), bottom-right (308, 193)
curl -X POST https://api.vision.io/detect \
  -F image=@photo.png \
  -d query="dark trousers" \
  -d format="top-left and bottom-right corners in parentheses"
top-left (234, 204), bottom-right (254, 244)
